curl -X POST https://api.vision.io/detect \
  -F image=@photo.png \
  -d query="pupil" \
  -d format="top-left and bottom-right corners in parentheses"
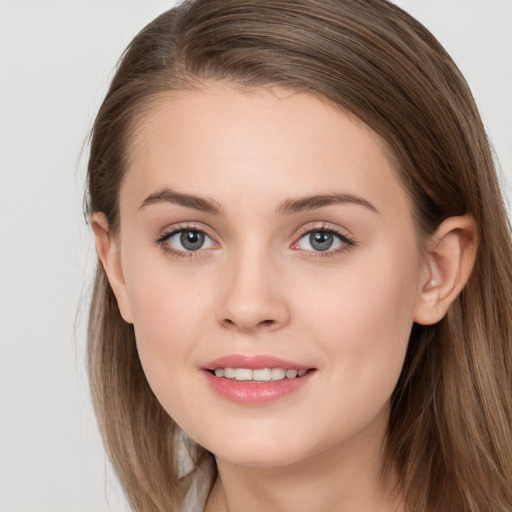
top-left (180, 230), bottom-right (204, 251)
top-left (310, 231), bottom-right (333, 251)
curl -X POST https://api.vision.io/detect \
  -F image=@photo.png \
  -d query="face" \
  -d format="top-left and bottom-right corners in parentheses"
top-left (107, 84), bottom-right (429, 468)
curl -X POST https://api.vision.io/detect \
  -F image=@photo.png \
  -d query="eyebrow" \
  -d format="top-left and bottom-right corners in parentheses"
top-left (139, 188), bottom-right (377, 216)
top-left (139, 188), bottom-right (223, 214)
top-left (277, 193), bottom-right (378, 215)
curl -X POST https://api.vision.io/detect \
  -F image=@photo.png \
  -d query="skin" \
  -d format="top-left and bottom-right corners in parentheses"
top-left (93, 83), bottom-right (477, 512)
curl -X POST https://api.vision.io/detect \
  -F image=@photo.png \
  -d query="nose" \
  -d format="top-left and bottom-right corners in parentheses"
top-left (215, 249), bottom-right (291, 334)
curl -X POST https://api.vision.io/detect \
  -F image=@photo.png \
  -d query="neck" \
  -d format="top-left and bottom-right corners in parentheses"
top-left (205, 410), bottom-right (403, 512)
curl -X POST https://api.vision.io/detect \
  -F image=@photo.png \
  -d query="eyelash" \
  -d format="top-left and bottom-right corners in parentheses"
top-left (154, 223), bottom-right (355, 259)
top-left (154, 223), bottom-right (218, 259)
top-left (292, 223), bottom-right (355, 259)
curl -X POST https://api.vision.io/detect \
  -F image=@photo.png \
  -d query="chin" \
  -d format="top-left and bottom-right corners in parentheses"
top-left (195, 424), bottom-right (319, 469)
top-left (213, 446), bottom-right (308, 468)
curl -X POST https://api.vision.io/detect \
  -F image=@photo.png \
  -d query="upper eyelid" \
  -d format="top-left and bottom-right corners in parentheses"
top-left (156, 222), bottom-right (216, 241)
top-left (294, 222), bottom-right (353, 239)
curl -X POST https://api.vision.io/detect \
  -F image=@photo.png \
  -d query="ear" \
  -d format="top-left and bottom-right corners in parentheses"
top-left (91, 212), bottom-right (133, 324)
top-left (414, 215), bottom-right (478, 325)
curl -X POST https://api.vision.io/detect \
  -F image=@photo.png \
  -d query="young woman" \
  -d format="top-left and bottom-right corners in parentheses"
top-left (86, 1), bottom-right (512, 510)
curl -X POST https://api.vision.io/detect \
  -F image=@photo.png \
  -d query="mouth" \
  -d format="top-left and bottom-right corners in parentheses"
top-left (202, 355), bottom-right (316, 404)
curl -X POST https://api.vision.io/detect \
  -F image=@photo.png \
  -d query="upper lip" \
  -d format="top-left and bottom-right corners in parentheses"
top-left (203, 354), bottom-right (312, 371)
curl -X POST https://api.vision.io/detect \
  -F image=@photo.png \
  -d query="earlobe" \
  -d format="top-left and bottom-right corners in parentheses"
top-left (414, 215), bottom-right (478, 326)
top-left (91, 213), bottom-right (134, 324)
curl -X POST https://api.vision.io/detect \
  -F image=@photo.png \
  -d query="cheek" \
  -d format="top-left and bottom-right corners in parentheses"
top-left (125, 269), bottom-right (220, 437)
top-left (300, 244), bottom-right (421, 397)
top-left (124, 261), bottom-right (213, 390)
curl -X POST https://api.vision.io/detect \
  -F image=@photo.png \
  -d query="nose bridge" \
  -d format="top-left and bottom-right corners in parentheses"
top-left (216, 241), bottom-right (290, 333)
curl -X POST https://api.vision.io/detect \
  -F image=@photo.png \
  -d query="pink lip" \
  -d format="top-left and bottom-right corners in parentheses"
top-left (202, 354), bottom-right (316, 404)
top-left (203, 354), bottom-right (311, 371)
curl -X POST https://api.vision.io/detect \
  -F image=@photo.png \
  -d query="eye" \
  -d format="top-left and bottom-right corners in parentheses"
top-left (294, 228), bottom-right (353, 253)
top-left (158, 228), bottom-right (217, 254)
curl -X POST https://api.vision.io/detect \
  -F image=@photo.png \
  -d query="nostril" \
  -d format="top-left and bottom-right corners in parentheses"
top-left (221, 317), bottom-right (278, 332)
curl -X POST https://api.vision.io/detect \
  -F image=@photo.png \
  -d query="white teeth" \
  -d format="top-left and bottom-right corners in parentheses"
top-left (271, 368), bottom-right (286, 381)
top-left (252, 368), bottom-right (272, 381)
top-left (234, 368), bottom-right (253, 381)
top-left (224, 368), bottom-right (236, 378)
top-left (213, 367), bottom-right (308, 381)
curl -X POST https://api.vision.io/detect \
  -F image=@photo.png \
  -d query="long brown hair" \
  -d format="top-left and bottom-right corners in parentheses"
top-left (86, 1), bottom-right (512, 510)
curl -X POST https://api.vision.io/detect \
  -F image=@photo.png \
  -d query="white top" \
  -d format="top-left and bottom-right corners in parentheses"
top-left (176, 429), bottom-right (215, 512)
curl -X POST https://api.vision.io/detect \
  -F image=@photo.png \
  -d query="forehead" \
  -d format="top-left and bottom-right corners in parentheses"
top-left (121, 83), bottom-right (411, 220)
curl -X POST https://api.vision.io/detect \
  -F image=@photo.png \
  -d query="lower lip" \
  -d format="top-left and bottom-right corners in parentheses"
top-left (203, 370), bottom-right (315, 404)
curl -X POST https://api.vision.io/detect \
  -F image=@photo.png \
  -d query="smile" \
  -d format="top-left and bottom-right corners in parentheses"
top-left (212, 368), bottom-right (309, 381)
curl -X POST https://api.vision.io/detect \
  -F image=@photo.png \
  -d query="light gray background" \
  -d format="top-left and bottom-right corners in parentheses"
top-left (0, 1), bottom-right (511, 511)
